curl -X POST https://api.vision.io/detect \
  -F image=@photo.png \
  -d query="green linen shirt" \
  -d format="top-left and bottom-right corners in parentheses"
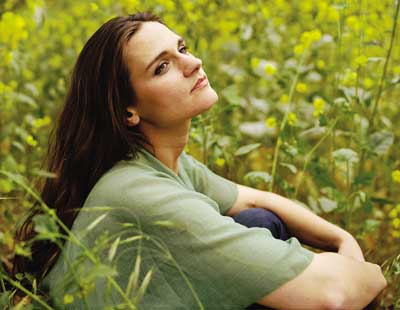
top-left (41, 147), bottom-right (315, 309)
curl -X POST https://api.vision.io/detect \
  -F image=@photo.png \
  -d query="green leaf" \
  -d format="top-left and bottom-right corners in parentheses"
top-left (363, 219), bottom-right (381, 233)
top-left (126, 255), bottom-right (141, 297)
top-left (319, 114), bottom-right (328, 126)
top-left (0, 290), bottom-right (12, 308)
top-left (282, 142), bottom-right (299, 157)
top-left (15, 243), bottom-right (31, 258)
top-left (332, 148), bottom-right (359, 163)
top-left (133, 267), bottom-right (154, 305)
top-left (0, 179), bottom-right (13, 193)
top-left (318, 197), bottom-right (338, 213)
top-left (367, 57), bottom-right (385, 62)
top-left (86, 214), bottom-right (107, 232)
top-left (13, 93), bottom-right (38, 109)
top-left (31, 169), bottom-right (57, 178)
top-left (11, 141), bottom-right (25, 152)
top-left (299, 126), bottom-right (326, 139)
top-left (0, 155), bottom-right (19, 172)
top-left (151, 220), bottom-right (185, 230)
top-left (368, 130), bottom-right (394, 155)
top-left (354, 171), bottom-right (375, 186)
top-left (244, 171), bottom-right (272, 184)
top-left (234, 143), bottom-right (261, 156)
top-left (370, 196), bottom-right (395, 204)
top-left (108, 237), bottom-right (120, 262)
top-left (220, 84), bottom-right (243, 106)
top-left (86, 264), bottom-right (118, 282)
top-left (280, 162), bottom-right (297, 174)
top-left (33, 214), bottom-right (59, 235)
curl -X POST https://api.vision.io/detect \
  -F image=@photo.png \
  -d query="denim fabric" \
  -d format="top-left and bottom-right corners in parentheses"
top-left (232, 207), bottom-right (292, 310)
top-left (232, 207), bottom-right (291, 241)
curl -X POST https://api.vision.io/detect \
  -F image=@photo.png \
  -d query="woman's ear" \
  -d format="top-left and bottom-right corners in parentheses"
top-left (126, 106), bottom-right (140, 127)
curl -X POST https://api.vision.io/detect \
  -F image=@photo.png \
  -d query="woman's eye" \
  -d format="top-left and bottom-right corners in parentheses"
top-left (155, 62), bottom-right (168, 75)
top-left (179, 45), bottom-right (189, 53)
top-left (154, 46), bottom-right (190, 75)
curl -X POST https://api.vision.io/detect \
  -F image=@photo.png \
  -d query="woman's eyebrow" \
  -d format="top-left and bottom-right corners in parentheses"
top-left (145, 37), bottom-right (185, 72)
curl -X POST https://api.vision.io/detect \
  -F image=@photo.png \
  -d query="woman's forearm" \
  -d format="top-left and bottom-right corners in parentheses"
top-left (252, 190), bottom-right (351, 251)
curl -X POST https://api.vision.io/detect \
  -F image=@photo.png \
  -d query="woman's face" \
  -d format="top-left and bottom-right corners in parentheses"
top-left (125, 22), bottom-right (218, 128)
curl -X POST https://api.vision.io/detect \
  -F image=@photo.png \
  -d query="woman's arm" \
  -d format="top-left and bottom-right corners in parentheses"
top-left (227, 184), bottom-right (353, 252)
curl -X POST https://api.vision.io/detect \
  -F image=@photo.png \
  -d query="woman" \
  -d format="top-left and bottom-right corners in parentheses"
top-left (11, 12), bottom-right (385, 310)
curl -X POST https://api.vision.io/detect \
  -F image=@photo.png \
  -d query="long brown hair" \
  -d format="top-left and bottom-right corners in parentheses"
top-left (10, 12), bottom-right (163, 290)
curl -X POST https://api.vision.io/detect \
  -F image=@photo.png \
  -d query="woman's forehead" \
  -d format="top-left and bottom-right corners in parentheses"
top-left (125, 22), bottom-right (179, 75)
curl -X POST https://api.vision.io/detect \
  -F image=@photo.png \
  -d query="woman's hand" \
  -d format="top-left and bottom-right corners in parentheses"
top-left (337, 233), bottom-right (365, 262)
top-left (337, 234), bottom-right (387, 310)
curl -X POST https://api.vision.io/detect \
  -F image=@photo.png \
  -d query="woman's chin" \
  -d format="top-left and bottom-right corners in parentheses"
top-left (205, 87), bottom-right (218, 107)
top-left (189, 87), bottom-right (218, 117)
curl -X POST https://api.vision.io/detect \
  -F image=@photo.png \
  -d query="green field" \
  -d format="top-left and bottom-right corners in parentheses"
top-left (1, 0), bottom-right (399, 308)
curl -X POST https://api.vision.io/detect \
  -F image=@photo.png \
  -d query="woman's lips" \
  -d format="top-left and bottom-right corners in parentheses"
top-left (191, 76), bottom-right (208, 92)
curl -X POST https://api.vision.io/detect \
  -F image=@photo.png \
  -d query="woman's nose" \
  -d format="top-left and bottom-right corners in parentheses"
top-left (183, 55), bottom-right (202, 77)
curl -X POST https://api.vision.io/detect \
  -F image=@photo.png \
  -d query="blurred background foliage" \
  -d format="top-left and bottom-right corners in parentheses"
top-left (0, 0), bottom-right (399, 308)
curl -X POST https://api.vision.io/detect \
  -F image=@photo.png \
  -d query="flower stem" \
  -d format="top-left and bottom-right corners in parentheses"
top-left (269, 50), bottom-right (307, 192)
top-left (368, 0), bottom-right (400, 130)
top-left (294, 117), bottom-right (339, 198)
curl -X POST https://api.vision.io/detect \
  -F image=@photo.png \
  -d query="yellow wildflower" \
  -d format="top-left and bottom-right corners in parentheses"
top-left (294, 44), bottom-right (304, 56)
top-left (342, 71), bottom-right (357, 87)
top-left (389, 208), bottom-right (398, 219)
top-left (90, 2), bottom-right (99, 12)
top-left (310, 30), bottom-right (322, 42)
top-left (355, 55), bottom-right (368, 67)
top-left (261, 7), bottom-right (270, 19)
top-left (313, 97), bottom-right (326, 117)
top-left (346, 16), bottom-right (360, 31)
top-left (365, 26), bottom-right (376, 40)
top-left (32, 116), bottom-right (51, 129)
top-left (0, 12), bottom-right (28, 49)
top-left (0, 82), bottom-right (5, 95)
top-left (316, 60), bottom-right (326, 69)
top-left (4, 52), bottom-right (13, 65)
top-left (300, 32), bottom-right (312, 47)
top-left (393, 218), bottom-right (400, 229)
top-left (251, 57), bottom-right (260, 70)
top-left (247, 4), bottom-right (257, 14)
top-left (392, 170), bottom-right (400, 183)
top-left (215, 158), bottom-right (225, 167)
top-left (300, 1), bottom-right (313, 13)
top-left (9, 80), bottom-right (17, 90)
top-left (363, 78), bottom-right (374, 89)
top-left (26, 135), bottom-right (38, 147)
top-left (280, 94), bottom-right (289, 103)
top-left (64, 294), bottom-right (74, 305)
top-left (264, 63), bottom-right (277, 76)
top-left (296, 82), bottom-right (307, 94)
top-left (327, 6), bottom-right (339, 22)
top-left (265, 117), bottom-right (277, 128)
top-left (287, 113), bottom-right (297, 126)
top-left (300, 30), bottom-right (322, 48)
top-left (49, 55), bottom-right (63, 69)
top-left (392, 231), bottom-right (400, 238)
top-left (22, 69), bottom-right (34, 80)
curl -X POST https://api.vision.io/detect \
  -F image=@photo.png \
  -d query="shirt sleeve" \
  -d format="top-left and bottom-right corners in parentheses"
top-left (100, 169), bottom-right (315, 309)
top-left (181, 151), bottom-right (239, 215)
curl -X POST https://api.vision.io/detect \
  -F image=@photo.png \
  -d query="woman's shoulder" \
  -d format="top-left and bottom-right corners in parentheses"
top-left (84, 154), bottom-right (187, 208)
top-left (94, 152), bottom-right (163, 188)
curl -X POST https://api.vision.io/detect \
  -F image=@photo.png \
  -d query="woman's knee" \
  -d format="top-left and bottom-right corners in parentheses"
top-left (233, 207), bottom-right (291, 240)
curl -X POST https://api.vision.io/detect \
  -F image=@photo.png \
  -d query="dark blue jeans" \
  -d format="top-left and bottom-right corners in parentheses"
top-left (232, 207), bottom-right (292, 310)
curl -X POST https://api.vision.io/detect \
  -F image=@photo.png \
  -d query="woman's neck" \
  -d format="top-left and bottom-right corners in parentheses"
top-left (139, 120), bottom-right (191, 175)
